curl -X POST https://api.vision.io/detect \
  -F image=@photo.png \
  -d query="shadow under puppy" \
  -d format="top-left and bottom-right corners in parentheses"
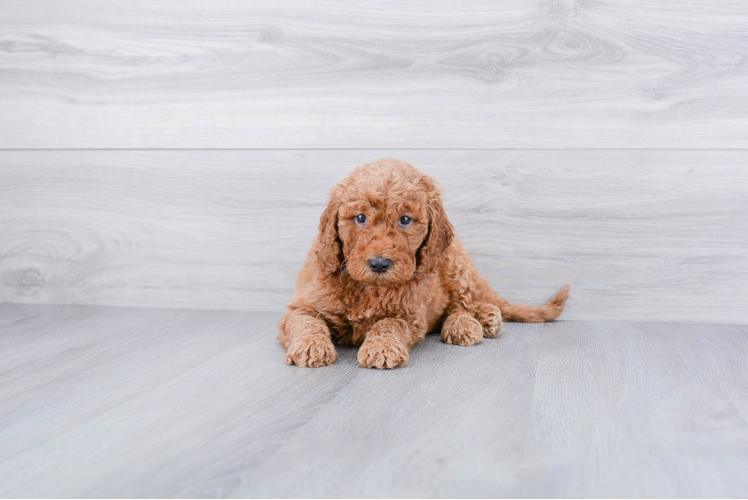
top-left (279, 159), bottom-right (569, 369)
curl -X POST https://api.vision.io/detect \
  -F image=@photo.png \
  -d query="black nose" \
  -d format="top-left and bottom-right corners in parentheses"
top-left (368, 256), bottom-right (392, 274)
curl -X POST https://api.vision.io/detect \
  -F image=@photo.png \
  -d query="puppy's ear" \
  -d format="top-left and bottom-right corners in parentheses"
top-left (417, 176), bottom-right (454, 275)
top-left (315, 190), bottom-right (344, 275)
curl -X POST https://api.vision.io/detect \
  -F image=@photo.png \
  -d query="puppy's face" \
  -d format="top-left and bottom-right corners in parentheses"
top-left (315, 160), bottom-right (454, 285)
top-left (337, 187), bottom-right (429, 284)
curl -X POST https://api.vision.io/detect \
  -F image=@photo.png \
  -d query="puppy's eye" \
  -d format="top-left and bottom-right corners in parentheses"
top-left (398, 216), bottom-right (413, 227)
top-left (355, 214), bottom-right (367, 226)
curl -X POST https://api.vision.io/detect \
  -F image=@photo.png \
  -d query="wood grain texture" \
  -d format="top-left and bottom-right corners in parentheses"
top-left (240, 321), bottom-right (545, 498)
top-left (1, 0), bottom-right (747, 148)
top-left (520, 322), bottom-right (748, 497)
top-left (0, 304), bottom-right (359, 498)
top-left (2, 150), bottom-right (746, 323)
top-left (239, 321), bottom-right (748, 498)
top-left (1, 304), bottom-right (747, 497)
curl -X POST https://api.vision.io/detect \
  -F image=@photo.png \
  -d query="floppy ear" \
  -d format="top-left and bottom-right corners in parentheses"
top-left (315, 190), bottom-right (344, 275)
top-left (416, 177), bottom-right (454, 275)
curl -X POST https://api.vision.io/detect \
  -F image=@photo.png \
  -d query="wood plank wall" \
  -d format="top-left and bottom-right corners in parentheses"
top-left (1, 1), bottom-right (747, 322)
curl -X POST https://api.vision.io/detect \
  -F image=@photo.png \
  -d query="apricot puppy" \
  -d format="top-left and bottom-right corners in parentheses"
top-left (279, 159), bottom-right (569, 369)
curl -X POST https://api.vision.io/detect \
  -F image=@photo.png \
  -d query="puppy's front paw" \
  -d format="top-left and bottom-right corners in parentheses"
top-left (285, 336), bottom-right (337, 367)
top-left (441, 312), bottom-right (483, 346)
top-left (475, 303), bottom-right (502, 338)
top-left (357, 335), bottom-right (409, 369)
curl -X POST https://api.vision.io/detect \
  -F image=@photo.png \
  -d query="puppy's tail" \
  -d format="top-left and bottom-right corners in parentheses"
top-left (495, 285), bottom-right (570, 322)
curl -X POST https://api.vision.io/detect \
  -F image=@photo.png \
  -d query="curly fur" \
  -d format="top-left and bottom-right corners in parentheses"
top-left (279, 159), bottom-right (570, 369)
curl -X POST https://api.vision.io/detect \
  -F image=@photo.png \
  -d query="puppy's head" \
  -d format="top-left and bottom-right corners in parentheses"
top-left (316, 159), bottom-right (453, 284)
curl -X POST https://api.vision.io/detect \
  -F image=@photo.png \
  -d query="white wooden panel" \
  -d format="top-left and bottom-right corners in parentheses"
top-left (1, 0), bottom-right (747, 148)
top-left (1, 150), bottom-right (746, 323)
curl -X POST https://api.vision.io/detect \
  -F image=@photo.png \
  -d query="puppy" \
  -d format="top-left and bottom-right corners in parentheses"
top-left (279, 159), bottom-right (569, 369)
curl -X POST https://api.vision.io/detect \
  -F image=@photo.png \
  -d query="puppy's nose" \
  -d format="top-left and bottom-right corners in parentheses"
top-left (368, 256), bottom-right (392, 274)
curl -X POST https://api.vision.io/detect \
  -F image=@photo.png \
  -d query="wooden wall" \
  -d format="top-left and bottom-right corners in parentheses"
top-left (1, 1), bottom-right (747, 323)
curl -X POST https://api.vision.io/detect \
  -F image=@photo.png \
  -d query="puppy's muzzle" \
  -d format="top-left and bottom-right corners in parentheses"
top-left (368, 256), bottom-right (392, 274)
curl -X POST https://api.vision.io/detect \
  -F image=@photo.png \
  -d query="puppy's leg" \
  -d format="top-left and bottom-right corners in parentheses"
top-left (278, 309), bottom-right (337, 368)
top-left (441, 311), bottom-right (484, 346)
top-left (474, 302), bottom-right (502, 338)
top-left (439, 241), bottom-right (496, 346)
top-left (442, 303), bottom-right (502, 345)
top-left (357, 318), bottom-right (417, 369)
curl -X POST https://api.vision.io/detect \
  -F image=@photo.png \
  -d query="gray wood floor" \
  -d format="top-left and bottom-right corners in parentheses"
top-left (2, 3), bottom-right (747, 496)
top-left (1, 304), bottom-right (747, 498)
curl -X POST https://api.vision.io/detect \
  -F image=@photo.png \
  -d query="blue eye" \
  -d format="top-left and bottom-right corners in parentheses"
top-left (355, 214), bottom-right (367, 225)
top-left (399, 216), bottom-right (412, 227)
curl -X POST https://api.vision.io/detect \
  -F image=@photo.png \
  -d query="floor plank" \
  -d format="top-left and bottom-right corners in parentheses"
top-left (1, 305), bottom-right (747, 497)
top-left (2, 150), bottom-right (746, 324)
top-left (1, 0), bottom-right (747, 148)
top-left (237, 322), bottom-right (544, 498)
top-left (520, 322), bottom-right (748, 498)
top-left (0, 305), bottom-right (358, 497)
